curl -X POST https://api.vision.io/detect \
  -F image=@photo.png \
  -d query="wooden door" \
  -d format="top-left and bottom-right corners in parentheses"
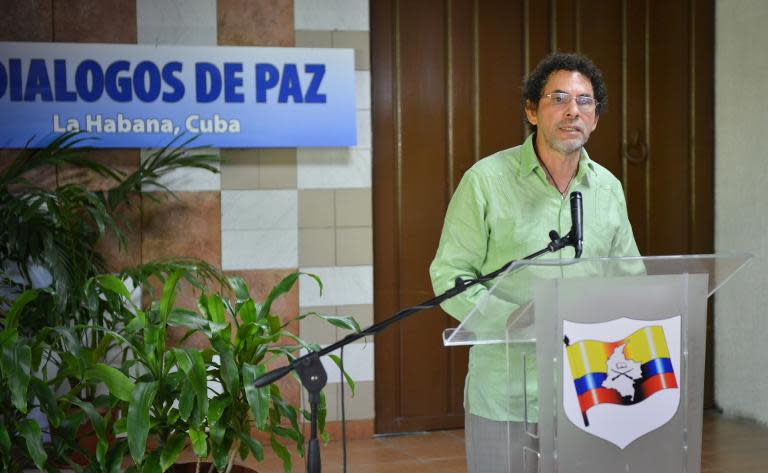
top-left (372, 0), bottom-right (714, 434)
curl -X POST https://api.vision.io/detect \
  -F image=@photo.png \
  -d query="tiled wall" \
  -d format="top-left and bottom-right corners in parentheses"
top-left (293, 0), bottom-right (374, 435)
top-left (2, 0), bottom-right (374, 437)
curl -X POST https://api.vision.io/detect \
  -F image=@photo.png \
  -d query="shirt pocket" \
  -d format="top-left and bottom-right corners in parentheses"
top-left (589, 185), bottom-right (620, 255)
top-left (487, 218), bottom-right (540, 264)
top-left (594, 185), bottom-right (617, 228)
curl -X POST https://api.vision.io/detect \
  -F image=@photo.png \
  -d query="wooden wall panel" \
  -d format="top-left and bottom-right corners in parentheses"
top-left (477, 1), bottom-right (525, 156)
top-left (579, 0), bottom-right (624, 177)
top-left (398, 0), bottom-right (451, 422)
top-left (372, 0), bottom-right (400, 432)
top-left (648, 1), bottom-right (691, 255)
top-left (624, 0), bottom-right (650, 253)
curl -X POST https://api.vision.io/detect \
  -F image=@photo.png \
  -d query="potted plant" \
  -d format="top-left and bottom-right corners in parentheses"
top-left (0, 132), bottom-right (222, 471)
top-left (90, 269), bottom-right (358, 473)
top-left (1, 132), bottom-right (359, 472)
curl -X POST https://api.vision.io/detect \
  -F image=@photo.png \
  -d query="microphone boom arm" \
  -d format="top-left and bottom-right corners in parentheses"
top-left (254, 191), bottom-right (584, 388)
top-left (253, 191), bottom-right (584, 473)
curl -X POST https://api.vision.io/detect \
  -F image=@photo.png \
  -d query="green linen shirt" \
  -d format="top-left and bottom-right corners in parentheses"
top-left (429, 133), bottom-right (640, 422)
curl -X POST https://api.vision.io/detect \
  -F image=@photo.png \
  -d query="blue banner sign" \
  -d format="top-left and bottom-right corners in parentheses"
top-left (0, 42), bottom-right (356, 148)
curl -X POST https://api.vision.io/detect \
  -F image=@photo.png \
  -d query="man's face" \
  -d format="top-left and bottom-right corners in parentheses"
top-left (525, 69), bottom-right (599, 157)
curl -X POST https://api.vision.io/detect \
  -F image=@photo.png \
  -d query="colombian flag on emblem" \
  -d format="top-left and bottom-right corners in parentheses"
top-left (565, 326), bottom-right (677, 426)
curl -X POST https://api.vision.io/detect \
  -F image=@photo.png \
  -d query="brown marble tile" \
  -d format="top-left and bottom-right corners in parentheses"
top-left (140, 191), bottom-right (221, 348)
top-left (57, 149), bottom-right (140, 192)
top-left (53, 0), bottom-right (136, 43)
top-left (0, 0), bottom-right (53, 41)
top-left (0, 149), bottom-right (58, 191)
top-left (141, 191), bottom-right (222, 265)
top-left (94, 193), bottom-right (142, 273)
top-left (224, 269), bottom-right (300, 335)
top-left (217, 0), bottom-right (293, 47)
top-left (264, 356), bottom-right (302, 409)
top-left (142, 273), bottom-right (217, 350)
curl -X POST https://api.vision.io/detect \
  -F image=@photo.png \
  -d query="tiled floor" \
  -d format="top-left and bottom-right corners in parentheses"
top-left (239, 412), bottom-right (767, 473)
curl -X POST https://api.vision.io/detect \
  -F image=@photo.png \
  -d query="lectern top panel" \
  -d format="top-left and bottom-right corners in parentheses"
top-left (441, 254), bottom-right (751, 346)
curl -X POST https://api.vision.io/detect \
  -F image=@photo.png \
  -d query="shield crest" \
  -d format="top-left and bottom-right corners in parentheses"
top-left (562, 316), bottom-right (681, 449)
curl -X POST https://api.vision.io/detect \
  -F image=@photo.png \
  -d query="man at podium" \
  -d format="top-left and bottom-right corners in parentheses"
top-left (430, 53), bottom-right (640, 472)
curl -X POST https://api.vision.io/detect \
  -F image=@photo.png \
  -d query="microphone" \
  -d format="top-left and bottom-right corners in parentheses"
top-left (569, 191), bottom-right (583, 258)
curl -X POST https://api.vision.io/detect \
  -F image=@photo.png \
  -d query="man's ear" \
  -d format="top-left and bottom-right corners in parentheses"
top-left (524, 100), bottom-right (538, 127)
top-left (591, 113), bottom-right (600, 132)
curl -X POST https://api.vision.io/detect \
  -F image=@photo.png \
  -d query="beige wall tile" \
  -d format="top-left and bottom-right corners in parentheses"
top-left (336, 304), bottom-right (373, 329)
top-left (222, 229), bottom-right (297, 270)
top-left (137, 0), bottom-right (217, 46)
top-left (295, 30), bottom-right (332, 47)
top-left (332, 31), bottom-right (370, 70)
top-left (294, 0), bottom-right (369, 31)
top-left (221, 190), bottom-right (297, 230)
top-left (221, 149), bottom-right (260, 190)
top-left (304, 383), bottom-right (340, 421)
top-left (298, 190), bottom-right (335, 228)
top-left (335, 188), bottom-right (372, 227)
top-left (298, 306), bottom-right (338, 345)
top-left (217, 0), bottom-right (293, 46)
top-left (299, 228), bottom-right (336, 267)
top-left (341, 380), bottom-right (374, 420)
top-left (297, 148), bottom-right (371, 189)
top-left (335, 227), bottom-right (372, 266)
top-left (298, 265), bottom-right (372, 307)
top-left (259, 148), bottom-right (297, 189)
top-left (321, 341), bottom-right (373, 382)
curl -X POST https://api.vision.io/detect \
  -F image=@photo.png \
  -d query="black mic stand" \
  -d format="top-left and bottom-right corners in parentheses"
top-left (253, 194), bottom-right (584, 473)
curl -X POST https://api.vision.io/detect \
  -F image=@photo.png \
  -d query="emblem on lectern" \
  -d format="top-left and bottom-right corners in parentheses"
top-left (562, 316), bottom-right (681, 449)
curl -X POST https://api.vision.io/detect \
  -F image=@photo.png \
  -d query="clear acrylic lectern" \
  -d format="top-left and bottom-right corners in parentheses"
top-left (443, 254), bottom-right (751, 473)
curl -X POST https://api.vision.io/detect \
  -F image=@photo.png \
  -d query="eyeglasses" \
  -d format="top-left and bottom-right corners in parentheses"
top-left (542, 92), bottom-right (598, 111)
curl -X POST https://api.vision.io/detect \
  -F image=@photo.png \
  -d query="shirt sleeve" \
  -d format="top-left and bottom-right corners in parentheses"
top-left (609, 183), bottom-right (641, 258)
top-left (429, 170), bottom-right (488, 321)
top-left (429, 170), bottom-right (522, 325)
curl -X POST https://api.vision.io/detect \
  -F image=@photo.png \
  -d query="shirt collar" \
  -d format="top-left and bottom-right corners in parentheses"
top-left (518, 133), bottom-right (598, 182)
